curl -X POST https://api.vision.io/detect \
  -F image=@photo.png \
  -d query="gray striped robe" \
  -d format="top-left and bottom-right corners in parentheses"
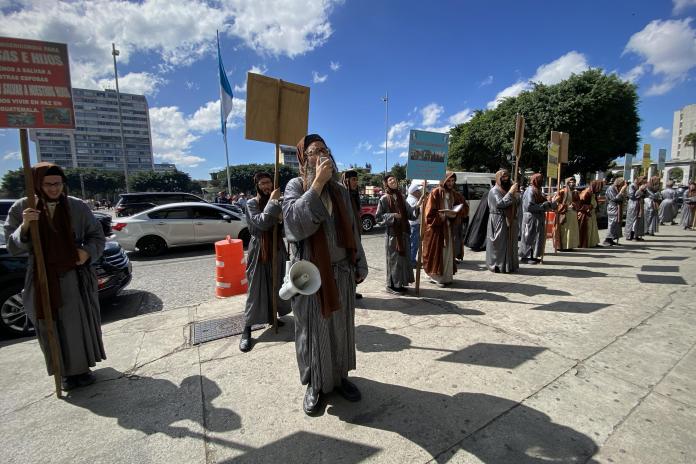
top-left (282, 178), bottom-right (368, 393)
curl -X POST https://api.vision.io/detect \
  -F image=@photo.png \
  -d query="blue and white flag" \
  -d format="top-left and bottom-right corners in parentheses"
top-left (217, 32), bottom-right (234, 136)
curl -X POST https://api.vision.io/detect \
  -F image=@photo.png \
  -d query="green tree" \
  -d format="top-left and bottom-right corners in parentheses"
top-left (1, 167), bottom-right (126, 199)
top-left (128, 170), bottom-right (193, 192)
top-left (209, 164), bottom-right (297, 194)
top-left (449, 69), bottom-right (640, 177)
top-left (684, 132), bottom-right (696, 160)
top-left (0, 169), bottom-right (25, 198)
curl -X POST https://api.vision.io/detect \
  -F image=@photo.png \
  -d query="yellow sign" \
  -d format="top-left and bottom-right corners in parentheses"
top-left (547, 142), bottom-right (559, 179)
top-left (642, 143), bottom-right (651, 173)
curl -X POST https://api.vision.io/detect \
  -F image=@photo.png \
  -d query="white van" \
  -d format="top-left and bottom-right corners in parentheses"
top-left (453, 172), bottom-right (496, 222)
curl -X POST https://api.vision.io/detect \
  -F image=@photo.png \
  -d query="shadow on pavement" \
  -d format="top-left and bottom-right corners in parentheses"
top-left (653, 256), bottom-right (689, 261)
top-left (637, 274), bottom-right (688, 285)
top-left (326, 378), bottom-right (599, 463)
top-left (356, 296), bottom-right (483, 316)
top-left (518, 267), bottom-right (608, 278)
top-left (452, 281), bottom-right (572, 297)
top-left (437, 342), bottom-right (546, 368)
top-left (100, 290), bottom-right (164, 324)
top-left (530, 301), bottom-right (612, 314)
top-left (640, 265), bottom-right (680, 272)
top-left (126, 243), bottom-right (216, 262)
top-left (419, 288), bottom-right (529, 305)
top-left (539, 260), bottom-right (633, 269)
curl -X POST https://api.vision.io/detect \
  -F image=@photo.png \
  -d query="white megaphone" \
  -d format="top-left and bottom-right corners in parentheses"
top-left (278, 260), bottom-right (322, 300)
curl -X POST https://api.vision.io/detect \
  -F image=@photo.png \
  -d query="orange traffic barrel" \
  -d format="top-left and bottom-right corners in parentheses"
top-left (214, 236), bottom-right (248, 298)
top-left (545, 211), bottom-right (556, 238)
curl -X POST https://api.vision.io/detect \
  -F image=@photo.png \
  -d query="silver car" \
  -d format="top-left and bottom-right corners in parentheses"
top-left (112, 202), bottom-right (250, 256)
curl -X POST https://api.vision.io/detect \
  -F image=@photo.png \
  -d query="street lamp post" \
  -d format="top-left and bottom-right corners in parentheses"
top-left (112, 43), bottom-right (129, 193)
top-left (382, 93), bottom-right (388, 176)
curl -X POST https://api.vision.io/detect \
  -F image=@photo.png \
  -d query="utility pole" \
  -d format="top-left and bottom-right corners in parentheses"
top-left (112, 43), bottom-right (129, 193)
top-left (382, 93), bottom-right (388, 176)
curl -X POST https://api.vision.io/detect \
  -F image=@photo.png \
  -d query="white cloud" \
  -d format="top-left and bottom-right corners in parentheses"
top-left (0, 0), bottom-right (340, 92)
top-left (234, 65), bottom-right (268, 93)
top-left (149, 98), bottom-right (246, 167)
top-left (421, 103), bottom-right (444, 126)
top-left (387, 121), bottom-right (411, 150)
top-left (3, 151), bottom-right (20, 161)
top-left (620, 65), bottom-right (647, 83)
top-left (479, 75), bottom-right (494, 87)
top-left (96, 72), bottom-right (167, 96)
top-left (312, 71), bottom-right (328, 83)
top-left (624, 18), bottom-right (696, 96)
top-left (330, 61), bottom-right (341, 71)
top-left (448, 109), bottom-right (473, 125)
top-left (488, 51), bottom-right (589, 108)
top-left (399, 151), bottom-right (408, 158)
top-left (355, 141), bottom-right (373, 153)
top-left (650, 127), bottom-right (671, 139)
top-left (673, 0), bottom-right (696, 14)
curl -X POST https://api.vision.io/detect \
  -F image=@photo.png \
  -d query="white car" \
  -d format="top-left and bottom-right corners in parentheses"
top-left (112, 202), bottom-right (250, 256)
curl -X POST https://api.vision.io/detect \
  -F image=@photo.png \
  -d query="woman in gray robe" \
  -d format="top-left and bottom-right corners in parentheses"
top-left (283, 134), bottom-right (368, 415)
top-left (519, 173), bottom-right (553, 263)
top-left (486, 169), bottom-right (520, 273)
top-left (624, 176), bottom-right (648, 241)
top-left (680, 183), bottom-right (696, 230)
top-left (643, 177), bottom-right (661, 236)
top-left (239, 172), bottom-right (291, 352)
top-left (376, 175), bottom-right (420, 294)
top-left (603, 178), bottom-right (627, 246)
top-left (658, 181), bottom-right (678, 225)
top-left (4, 163), bottom-right (106, 391)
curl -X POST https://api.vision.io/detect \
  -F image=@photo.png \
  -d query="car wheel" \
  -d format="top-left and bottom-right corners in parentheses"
top-left (239, 228), bottom-right (251, 247)
top-left (361, 215), bottom-right (375, 233)
top-left (0, 285), bottom-right (34, 336)
top-left (136, 235), bottom-right (167, 257)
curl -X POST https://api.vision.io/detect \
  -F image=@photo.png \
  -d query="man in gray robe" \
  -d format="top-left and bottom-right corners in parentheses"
top-left (376, 174), bottom-right (421, 294)
top-left (406, 183), bottom-right (423, 267)
top-left (239, 172), bottom-right (291, 352)
top-left (643, 176), bottom-right (661, 236)
top-left (680, 182), bottom-right (696, 230)
top-left (624, 176), bottom-right (648, 241)
top-left (519, 173), bottom-right (554, 264)
top-left (283, 134), bottom-right (368, 415)
top-left (659, 180), bottom-right (678, 225)
top-left (603, 177), bottom-right (627, 246)
top-left (4, 163), bottom-right (106, 391)
top-left (486, 169), bottom-right (520, 273)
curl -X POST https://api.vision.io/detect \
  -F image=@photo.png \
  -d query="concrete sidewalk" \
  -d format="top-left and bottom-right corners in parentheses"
top-left (1, 227), bottom-right (695, 463)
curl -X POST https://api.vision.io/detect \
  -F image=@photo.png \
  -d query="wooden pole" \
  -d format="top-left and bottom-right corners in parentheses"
top-left (271, 80), bottom-right (282, 333)
top-left (539, 175), bottom-right (553, 264)
top-left (415, 180), bottom-right (427, 296)
top-left (19, 129), bottom-right (62, 398)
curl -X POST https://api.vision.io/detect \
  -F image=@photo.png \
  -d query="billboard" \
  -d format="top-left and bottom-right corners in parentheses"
top-left (623, 154), bottom-right (633, 181)
top-left (0, 36), bottom-right (74, 129)
top-left (657, 148), bottom-right (667, 172)
top-left (406, 129), bottom-right (448, 181)
top-left (642, 143), bottom-right (651, 174)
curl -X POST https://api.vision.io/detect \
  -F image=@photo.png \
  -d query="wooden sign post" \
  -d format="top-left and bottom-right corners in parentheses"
top-left (245, 73), bottom-right (310, 332)
top-left (415, 180), bottom-right (428, 296)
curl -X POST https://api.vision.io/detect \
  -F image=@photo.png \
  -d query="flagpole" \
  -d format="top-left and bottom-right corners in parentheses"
top-left (217, 30), bottom-right (233, 196)
top-left (223, 127), bottom-right (232, 196)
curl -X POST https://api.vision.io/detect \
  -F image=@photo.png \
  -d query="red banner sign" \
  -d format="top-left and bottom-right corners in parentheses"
top-left (0, 36), bottom-right (74, 129)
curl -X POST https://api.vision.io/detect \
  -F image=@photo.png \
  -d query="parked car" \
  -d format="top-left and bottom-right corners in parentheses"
top-left (0, 224), bottom-right (132, 336)
top-left (0, 199), bottom-right (14, 222)
top-left (115, 192), bottom-right (207, 217)
top-left (111, 202), bottom-right (250, 256)
top-left (359, 195), bottom-right (380, 232)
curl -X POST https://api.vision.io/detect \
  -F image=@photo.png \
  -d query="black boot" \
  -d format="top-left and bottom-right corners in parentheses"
top-left (239, 326), bottom-right (252, 352)
top-left (303, 385), bottom-right (321, 415)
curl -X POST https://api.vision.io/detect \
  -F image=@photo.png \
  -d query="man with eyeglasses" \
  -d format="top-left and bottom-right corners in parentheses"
top-left (4, 163), bottom-right (106, 391)
top-left (282, 134), bottom-right (368, 415)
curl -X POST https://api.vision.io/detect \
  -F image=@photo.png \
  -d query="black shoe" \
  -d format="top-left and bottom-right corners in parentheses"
top-left (61, 376), bottom-right (79, 391)
top-left (385, 286), bottom-right (404, 295)
top-left (76, 371), bottom-right (96, 388)
top-left (635, 237), bottom-right (645, 241)
top-left (303, 385), bottom-right (321, 415)
top-left (335, 378), bottom-right (361, 402)
top-left (603, 238), bottom-right (615, 246)
top-left (239, 326), bottom-right (252, 352)
top-left (355, 293), bottom-right (363, 299)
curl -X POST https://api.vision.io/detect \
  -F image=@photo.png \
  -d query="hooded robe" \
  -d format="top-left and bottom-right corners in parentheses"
top-left (486, 169), bottom-right (520, 272)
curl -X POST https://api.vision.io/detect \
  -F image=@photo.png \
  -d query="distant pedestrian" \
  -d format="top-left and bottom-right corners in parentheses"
top-left (519, 173), bottom-right (554, 263)
top-left (236, 193), bottom-right (247, 211)
top-left (578, 180), bottom-right (602, 248)
top-left (624, 176), bottom-right (648, 241)
top-left (239, 172), bottom-right (290, 352)
top-left (216, 191), bottom-right (230, 204)
top-left (658, 180), bottom-right (678, 225)
top-left (644, 176), bottom-right (661, 236)
top-left (405, 183), bottom-right (423, 266)
top-left (3, 163), bottom-right (106, 391)
top-left (603, 177), bottom-right (627, 246)
top-left (680, 182), bottom-right (696, 230)
top-left (342, 169), bottom-right (364, 299)
top-left (486, 169), bottom-right (520, 273)
top-left (553, 177), bottom-right (581, 251)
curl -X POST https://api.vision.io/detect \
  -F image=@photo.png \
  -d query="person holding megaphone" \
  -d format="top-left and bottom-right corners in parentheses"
top-left (282, 134), bottom-right (368, 416)
top-left (239, 172), bottom-right (291, 352)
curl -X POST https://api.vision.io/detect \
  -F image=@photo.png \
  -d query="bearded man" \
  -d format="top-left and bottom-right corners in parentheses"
top-left (624, 176), bottom-right (648, 241)
top-left (283, 134), bottom-right (368, 415)
top-left (486, 169), bottom-right (520, 272)
top-left (376, 174), bottom-right (422, 294)
top-left (519, 173), bottom-right (554, 264)
top-left (553, 177), bottom-right (581, 251)
top-left (342, 169), bottom-right (363, 299)
top-left (603, 177), bottom-right (628, 246)
top-left (644, 176), bottom-right (661, 236)
top-left (578, 180), bottom-right (603, 248)
top-left (239, 172), bottom-right (291, 352)
top-left (422, 172), bottom-right (468, 287)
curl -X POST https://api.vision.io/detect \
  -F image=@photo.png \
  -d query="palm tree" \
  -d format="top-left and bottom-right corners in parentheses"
top-left (684, 132), bottom-right (696, 160)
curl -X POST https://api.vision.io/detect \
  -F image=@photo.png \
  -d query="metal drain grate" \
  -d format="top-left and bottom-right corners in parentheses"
top-left (190, 314), bottom-right (266, 345)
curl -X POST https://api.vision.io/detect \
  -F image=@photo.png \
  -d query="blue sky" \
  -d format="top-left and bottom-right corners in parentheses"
top-left (1, 0), bottom-right (696, 180)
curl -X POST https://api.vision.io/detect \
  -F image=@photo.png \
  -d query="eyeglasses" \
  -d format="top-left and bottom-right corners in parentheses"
top-left (42, 182), bottom-right (63, 188)
top-left (305, 147), bottom-right (330, 157)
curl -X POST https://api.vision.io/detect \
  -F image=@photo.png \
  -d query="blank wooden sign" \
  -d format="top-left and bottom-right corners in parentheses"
top-left (245, 73), bottom-right (310, 146)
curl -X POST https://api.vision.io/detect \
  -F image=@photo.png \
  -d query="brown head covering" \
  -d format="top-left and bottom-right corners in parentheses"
top-left (440, 171), bottom-right (456, 188)
top-left (565, 176), bottom-right (576, 185)
top-left (253, 171), bottom-right (277, 263)
top-left (590, 179), bottom-right (603, 194)
top-left (530, 173), bottom-right (545, 204)
top-left (31, 163), bottom-right (80, 320)
top-left (649, 176), bottom-right (661, 190)
top-left (613, 177), bottom-right (625, 187)
top-left (688, 182), bottom-right (696, 197)
top-left (342, 170), bottom-right (361, 230)
top-left (295, 134), bottom-right (357, 318)
top-left (495, 169), bottom-right (511, 192)
top-left (634, 175), bottom-right (646, 186)
top-left (383, 175), bottom-right (409, 256)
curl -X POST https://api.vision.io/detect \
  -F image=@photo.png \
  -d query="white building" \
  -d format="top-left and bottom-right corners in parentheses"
top-left (672, 103), bottom-right (696, 161)
top-left (29, 88), bottom-right (154, 171)
top-left (278, 145), bottom-right (300, 171)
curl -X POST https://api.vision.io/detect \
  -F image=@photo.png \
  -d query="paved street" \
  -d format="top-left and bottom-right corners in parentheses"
top-left (1, 226), bottom-right (695, 463)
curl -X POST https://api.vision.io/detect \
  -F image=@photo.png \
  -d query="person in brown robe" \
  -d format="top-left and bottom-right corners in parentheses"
top-left (552, 177), bottom-right (581, 251)
top-left (342, 169), bottom-right (363, 299)
top-left (577, 180), bottom-right (603, 248)
top-left (422, 172), bottom-right (468, 287)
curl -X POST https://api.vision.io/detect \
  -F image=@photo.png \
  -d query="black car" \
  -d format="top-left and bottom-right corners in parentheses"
top-left (0, 228), bottom-right (132, 337)
top-left (115, 192), bottom-right (206, 217)
top-left (0, 199), bottom-right (15, 222)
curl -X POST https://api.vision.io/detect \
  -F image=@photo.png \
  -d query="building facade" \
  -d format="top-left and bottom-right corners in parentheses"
top-left (672, 103), bottom-right (696, 161)
top-left (29, 88), bottom-right (154, 171)
top-left (278, 145), bottom-right (299, 171)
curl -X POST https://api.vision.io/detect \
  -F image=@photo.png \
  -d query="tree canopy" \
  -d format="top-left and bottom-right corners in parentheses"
top-left (209, 164), bottom-right (298, 194)
top-left (1, 168), bottom-right (125, 199)
top-left (448, 69), bottom-right (640, 178)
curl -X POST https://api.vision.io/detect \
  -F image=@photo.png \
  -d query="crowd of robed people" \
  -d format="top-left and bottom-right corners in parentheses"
top-left (4, 137), bottom-right (696, 416)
